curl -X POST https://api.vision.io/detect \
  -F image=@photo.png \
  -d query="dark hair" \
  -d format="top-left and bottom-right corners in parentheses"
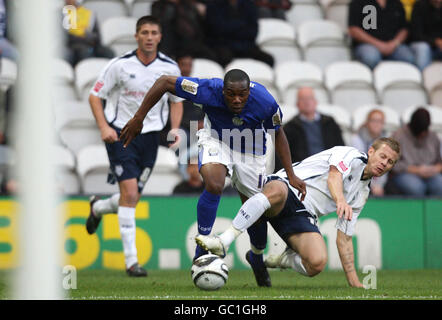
top-left (136, 15), bottom-right (161, 32)
top-left (223, 69), bottom-right (250, 87)
top-left (408, 107), bottom-right (430, 137)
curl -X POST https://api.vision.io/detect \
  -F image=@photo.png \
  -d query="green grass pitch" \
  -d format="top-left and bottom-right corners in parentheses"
top-left (2, 269), bottom-right (441, 300)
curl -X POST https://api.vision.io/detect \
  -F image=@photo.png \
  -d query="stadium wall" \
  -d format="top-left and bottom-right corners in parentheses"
top-left (0, 196), bottom-right (440, 271)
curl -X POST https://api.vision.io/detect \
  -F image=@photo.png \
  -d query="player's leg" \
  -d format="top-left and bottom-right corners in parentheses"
top-left (273, 232), bottom-right (327, 277)
top-left (117, 178), bottom-right (147, 276)
top-left (196, 179), bottom-right (288, 255)
top-left (193, 162), bottom-right (227, 259)
top-left (85, 193), bottom-right (120, 235)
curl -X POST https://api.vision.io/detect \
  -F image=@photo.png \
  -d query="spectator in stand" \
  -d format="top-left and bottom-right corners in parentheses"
top-left (151, 0), bottom-right (217, 61)
top-left (348, 0), bottom-right (415, 70)
top-left (351, 109), bottom-right (388, 196)
top-left (275, 87), bottom-right (345, 171)
top-left (205, 0), bottom-right (274, 67)
top-left (255, 0), bottom-right (292, 20)
top-left (391, 107), bottom-right (442, 196)
top-left (63, 0), bottom-right (115, 66)
top-left (410, 0), bottom-right (442, 71)
top-left (0, 0), bottom-right (18, 61)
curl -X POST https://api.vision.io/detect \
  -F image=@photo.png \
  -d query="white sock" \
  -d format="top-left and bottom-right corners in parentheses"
top-left (289, 252), bottom-right (309, 277)
top-left (232, 193), bottom-right (271, 232)
top-left (118, 206), bottom-right (138, 268)
top-left (219, 225), bottom-right (242, 248)
top-left (93, 193), bottom-right (120, 218)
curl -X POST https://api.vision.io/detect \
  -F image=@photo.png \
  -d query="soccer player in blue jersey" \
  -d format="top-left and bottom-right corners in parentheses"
top-left (120, 69), bottom-right (306, 264)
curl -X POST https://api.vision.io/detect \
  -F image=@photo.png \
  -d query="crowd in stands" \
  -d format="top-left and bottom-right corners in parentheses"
top-left (0, 0), bottom-right (441, 197)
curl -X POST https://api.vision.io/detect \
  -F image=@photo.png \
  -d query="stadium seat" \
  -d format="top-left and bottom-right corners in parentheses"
top-left (191, 58), bottom-right (224, 79)
top-left (82, 0), bottom-right (129, 23)
top-left (286, 2), bottom-right (324, 29)
top-left (225, 59), bottom-right (279, 101)
top-left (373, 62), bottom-right (428, 114)
top-left (53, 59), bottom-right (78, 101)
top-left (297, 20), bottom-right (351, 70)
top-left (0, 58), bottom-right (17, 91)
top-left (74, 57), bottom-right (111, 100)
top-left (126, 0), bottom-right (153, 19)
top-left (319, 0), bottom-right (350, 32)
top-left (257, 18), bottom-right (301, 66)
top-left (101, 16), bottom-right (137, 56)
top-left (423, 62), bottom-right (442, 107)
top-left (275, 61), bottom-right (329, 105)
top-left (325, 61), bottom-right (377, 111)
top-left (142, 146), bottom-right (182, 195)
top-left (279, 104), bottom-right (298, 124)
top-left (352, 104), bottom-right (401, 136)
top-left (55, 101), bottom-right (102, 155)
top-left (401, 105), bottom-right (442, 134)
top-left (53, 145), bottom-right (81, 194)
top-left (317, 103), bottom-right (352, 144)
top-left (76, 144), bottom-right (119, 195)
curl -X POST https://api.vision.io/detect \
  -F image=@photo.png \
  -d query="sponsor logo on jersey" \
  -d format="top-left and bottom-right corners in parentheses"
top-left (181, 79), bottom-right (198, 95)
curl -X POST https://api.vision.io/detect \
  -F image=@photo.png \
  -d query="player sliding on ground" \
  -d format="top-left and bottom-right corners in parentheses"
top-left (196, 138), bottom-right (400, 288)
top-left (120, 69), bottom-right (306, 261)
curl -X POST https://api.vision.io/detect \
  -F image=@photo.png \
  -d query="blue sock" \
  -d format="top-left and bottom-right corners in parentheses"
top-left (194, 189), bottom-right (221, 259)
top-left (247, 221), bottom-right (268, 266)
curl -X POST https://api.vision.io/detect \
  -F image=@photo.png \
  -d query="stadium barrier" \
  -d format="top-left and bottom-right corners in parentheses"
top-left (0, 196), bottom-right (440, 270)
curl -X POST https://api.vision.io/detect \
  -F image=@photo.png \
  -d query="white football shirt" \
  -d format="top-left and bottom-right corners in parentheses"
top-left (90, 50), bottom-right (183, 133)
top-left (272, 146), bottom-right (371, 236)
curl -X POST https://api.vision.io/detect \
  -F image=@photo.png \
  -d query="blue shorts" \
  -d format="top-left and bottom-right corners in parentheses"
top-left (264, 175), bottom-right (321, 244)
top-left (105, 125), bottom-right (159, 193)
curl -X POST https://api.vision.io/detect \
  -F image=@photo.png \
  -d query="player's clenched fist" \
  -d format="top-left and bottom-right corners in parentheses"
top-left (120, 117), bottom-right (143, 147)
top-left (101, 126), bottom-right (118, 144)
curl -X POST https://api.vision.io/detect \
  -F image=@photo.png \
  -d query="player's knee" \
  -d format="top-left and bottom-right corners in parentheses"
top-left (307, 254), bottom-right (327, 277)
top-left (120, 189), bottom-right (139, 206)
top-left (204, 180), bottom-right (225, 195)
top-left (263, 181), bottom-right (287, 205)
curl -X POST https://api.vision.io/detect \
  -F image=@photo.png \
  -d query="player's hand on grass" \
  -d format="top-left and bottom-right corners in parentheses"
top-left (101, 125), bottom-right (118, 144)
top-left (120, 117), bottom-right (143, 148)
top-left (289, 175), bottom-right (306, 201)
top-left (336, 199), bottom-right (353, 221)
top-left (348, 278), bottom-right (364, 288)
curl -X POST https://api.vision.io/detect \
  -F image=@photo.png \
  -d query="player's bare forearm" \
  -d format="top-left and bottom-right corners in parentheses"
top-left (169, 101), bottom-right (183, 130)
top-left (134, 75), bottom-right (178, 122)
top-left (120, 75), bottom-right (178, 147)
top-left (89, 94), bottom-right (109, 130)
top-left (328, 166), bottom-right (352, 220)
top-left (275, 128), bottom-right (306, 200)
top-left (336, 230), bottom-right (363, 288)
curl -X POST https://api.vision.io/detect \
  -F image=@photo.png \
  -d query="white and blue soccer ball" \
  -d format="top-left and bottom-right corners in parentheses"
top-left (191, 254), bottom-right (229, 291)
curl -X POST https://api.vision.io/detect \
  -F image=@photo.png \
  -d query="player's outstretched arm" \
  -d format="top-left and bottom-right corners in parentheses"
top-left (274, 127), bottom-right (306, 201)
top-left (336, 230), bottom-right (363, 288)
top-left (120, 75), bottom-right (178, 147)
top-left (328, 166), bottom-right (352, 221)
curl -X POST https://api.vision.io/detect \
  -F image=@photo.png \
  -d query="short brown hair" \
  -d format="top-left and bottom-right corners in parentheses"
top-left (371, 137), bottom-right (401, 155)
top-left (136, 15), bottom-right (161, 33)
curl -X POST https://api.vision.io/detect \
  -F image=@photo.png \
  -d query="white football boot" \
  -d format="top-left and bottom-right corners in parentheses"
top-left (264, 247), bottom-right (294, 269)
top-left (195, 234), bottom-right (227, 258)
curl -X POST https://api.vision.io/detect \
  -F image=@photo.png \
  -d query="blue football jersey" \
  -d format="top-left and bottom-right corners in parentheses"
top-left (174, 77), bottom-right (283, 155)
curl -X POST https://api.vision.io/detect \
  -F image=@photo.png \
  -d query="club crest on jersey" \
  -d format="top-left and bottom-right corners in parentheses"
top-left (232, 116), bottom-right (244, 126)
top-left (181, 79), bottom-right (198, 95)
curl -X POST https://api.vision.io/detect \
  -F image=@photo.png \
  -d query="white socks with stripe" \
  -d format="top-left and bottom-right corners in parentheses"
top-left (218, 193), bottom-right (271, 248)
top-left (118, 206), bottom-right (138, 269)
top-left (92, 193), bottom-right (120, 218)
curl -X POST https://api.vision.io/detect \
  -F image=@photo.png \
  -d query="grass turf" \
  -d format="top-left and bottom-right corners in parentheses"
top-left (1, 269), bottom-right (441, 300)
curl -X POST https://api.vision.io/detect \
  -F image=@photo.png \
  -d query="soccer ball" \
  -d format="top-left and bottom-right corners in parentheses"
top-left (191, 254), bottom-right (229, 291)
